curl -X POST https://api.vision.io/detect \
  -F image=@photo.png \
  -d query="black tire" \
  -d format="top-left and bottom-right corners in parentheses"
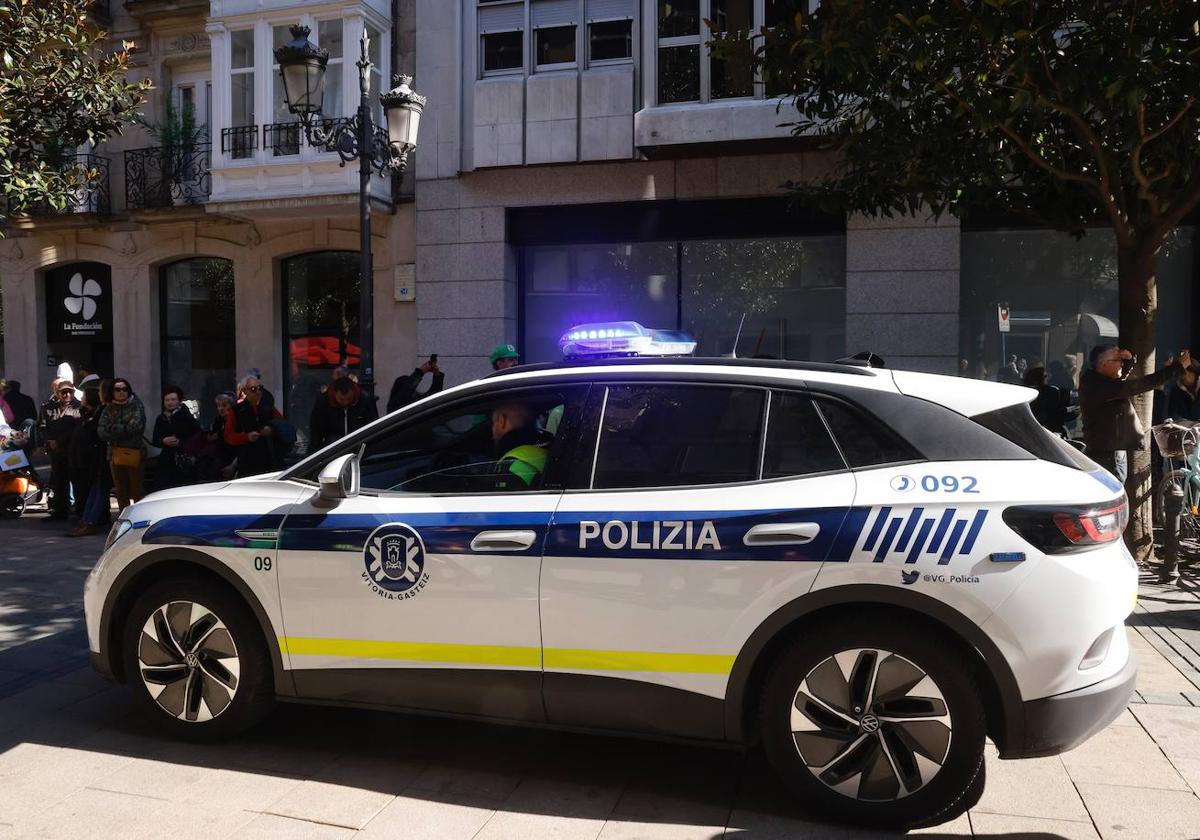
top-left (0, 494), bottom-right (24, 519)
top-left (758, 617), bottom-right (987, 830)
top-left (122, 577), bottom-right (275, 740)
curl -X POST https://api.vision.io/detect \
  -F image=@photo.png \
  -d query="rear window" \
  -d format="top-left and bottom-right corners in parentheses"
top-left (816, 399), bottom-right (921, 468)
top-left (763, 392), bottom-right (846, 478)
top-left (972, 403), bottom-right (1095, 470)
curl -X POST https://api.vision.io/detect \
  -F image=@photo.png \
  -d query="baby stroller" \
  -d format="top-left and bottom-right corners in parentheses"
top-left (0, 421), bottom-right (44, 519)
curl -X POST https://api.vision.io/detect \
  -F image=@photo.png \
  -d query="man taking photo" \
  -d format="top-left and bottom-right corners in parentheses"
top-left (1079, 345), bottom-right (1191, 483)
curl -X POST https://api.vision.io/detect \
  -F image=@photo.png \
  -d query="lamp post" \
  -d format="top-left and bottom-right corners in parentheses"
top-left (275, 24), bottom-right (425, 401)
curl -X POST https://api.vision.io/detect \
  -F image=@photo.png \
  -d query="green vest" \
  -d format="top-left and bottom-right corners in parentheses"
top-left (502, 444), bottom-right (547, 486)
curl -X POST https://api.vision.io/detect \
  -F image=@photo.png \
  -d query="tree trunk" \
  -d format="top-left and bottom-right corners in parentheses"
top-left (1117, 242), bottom-right (1159, 562)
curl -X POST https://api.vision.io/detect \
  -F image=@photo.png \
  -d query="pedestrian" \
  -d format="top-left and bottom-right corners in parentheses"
top-left (0, 385), bottom-right (12, 425)
top-left (66, 380), bottom-right (116, 536)
top-left (309, 376), bottom-right (379, 450)
top-left (224, 375), bottom-right (283, 477)
top-left (38, 378), bottom-right (81, 521)
top-left (65, 389), bottom-right (105, 536)
top-left (489, 344), bottom-right (520, 372)
top-left (1166, 362), bottom-right (1200, 422)
top-left (998, 355), bottom-right (1021, 384)
top-left (1079, 345), bottom-right (1190, 484)
top-left (74, 366), bottom-right (100, 401)
top-left (98, 377), bottom-right (147, 511)
top-left (386, 355), bottom-right (445, 413)
top-left (1023, 367), bottom-right (1070, 435)
top-left (2, 380), bottom-right (38, 430)
top-left (151, 385), bottom-right (202, 490)
top-left (200, 392), bottom-right (238, 481)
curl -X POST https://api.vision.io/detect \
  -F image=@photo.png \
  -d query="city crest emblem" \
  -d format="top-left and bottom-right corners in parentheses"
top-left (362, 523), bottom-right (430, 600)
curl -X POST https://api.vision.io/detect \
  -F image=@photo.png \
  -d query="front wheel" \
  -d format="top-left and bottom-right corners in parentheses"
top-left (759, 617), bottom-right (986, 829)
top-left (122, 578), bottom-right (275, 739)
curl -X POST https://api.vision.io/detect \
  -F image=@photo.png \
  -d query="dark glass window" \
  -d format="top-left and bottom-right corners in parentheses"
top-left (817, 400), bottom-right (919, 468)
top-left (354, 386), bottom-right (586, 493)
top-left (483, 30), bottom-right (524, 72)
top-left (592, 385), bottom-right (765, 489)
top-left (283, 251), bottom-right (360, 455)
top-left (658, 0), bottom-right (699, 37)
top-left (711, 0), bottom-right (753, 98)
top-left (763, 392), bottom-right (845, 478)
top-left (658, 45), bottom-right (700, 103)
top-left (589, 19), bottom-right (632, 61)
top-left (160, 258), bottom-right (236, 426)
top-left (536, 25), bottom-right (576, 65)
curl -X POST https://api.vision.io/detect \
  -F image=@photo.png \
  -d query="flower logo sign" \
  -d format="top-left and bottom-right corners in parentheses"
top-left (64, 272), bottom-right (103, 321)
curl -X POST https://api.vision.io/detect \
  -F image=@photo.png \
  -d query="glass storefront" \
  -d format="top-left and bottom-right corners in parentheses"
top-left (522, 235), bottom-right (846, 363)
top-left (960, 226), bottom-right (1196, 385)
top-left (282, 250), bottom-right (360, 453)
top-left (160, 258), bottom-right (236, 425)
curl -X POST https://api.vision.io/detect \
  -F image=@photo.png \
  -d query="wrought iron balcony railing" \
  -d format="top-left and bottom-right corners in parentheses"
top-left (221, 126), bottom-right (259, 160)
top-left (26, 154), bottom-right (112, 216)
top-left (264, 122), bottom-right (301, 157)
top-left (124, 144), bottom-right (212, 210)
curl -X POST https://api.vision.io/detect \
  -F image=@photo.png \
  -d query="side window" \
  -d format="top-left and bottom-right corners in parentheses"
top-left (763, 391), bottom-right (846, 478)
top-left (357, 386), bottom-right (586, 493)
top-left (816, 399), bottom-right (920, 468)
top-left (592, 384), bottom-right (764, 489)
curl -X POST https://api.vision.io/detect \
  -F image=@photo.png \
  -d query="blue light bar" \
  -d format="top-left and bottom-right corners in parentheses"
top-left (558, 321), bottom-right (697, 359)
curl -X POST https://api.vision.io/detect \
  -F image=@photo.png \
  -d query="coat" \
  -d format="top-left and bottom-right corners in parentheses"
top-left (387, 368), bottom-right (445, 413)
top-left (309, 384), bottom-right (379, 451)
top-left (1079, 366), bottom-right (1179, 453)
top-left (2, 383), bottom-right (38, 430)
top-left (152, 405), bottom-right (202, 486)
top-left (97, 396), bottom-right (148, 459)
top-left (224, 398), bottom-right (283, 477)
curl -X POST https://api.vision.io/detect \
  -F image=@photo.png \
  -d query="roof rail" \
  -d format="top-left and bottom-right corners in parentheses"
top-left (485, 356), bottom-right (878, 378)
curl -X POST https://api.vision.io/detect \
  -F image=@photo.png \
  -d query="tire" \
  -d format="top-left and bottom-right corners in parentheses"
top-left (1158, 470), bottom-right (1200, 545)
top-left (122, 577), bottom-right (275, 740)
top-left (758, 617), bottom-right (987, 830)
top-left (0, 494), bottom-right (24, 519)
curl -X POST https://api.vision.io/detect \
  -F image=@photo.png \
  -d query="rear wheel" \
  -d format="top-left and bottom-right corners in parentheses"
top-left (122, 578), bottom-right (274, 739)
top-left (1157, 470), bottom-right (1200, 546)
top-left (759, 617), bottom-right (987, 829)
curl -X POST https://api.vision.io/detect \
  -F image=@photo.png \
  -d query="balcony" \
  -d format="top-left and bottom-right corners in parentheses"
top-left (26, 154), bottom-right (112, 217)
top-left (124, 144), bottom-right (212, 210)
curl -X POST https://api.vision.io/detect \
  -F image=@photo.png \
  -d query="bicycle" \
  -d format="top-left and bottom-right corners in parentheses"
top-left (1152, 419), bottom-right (1200, 547)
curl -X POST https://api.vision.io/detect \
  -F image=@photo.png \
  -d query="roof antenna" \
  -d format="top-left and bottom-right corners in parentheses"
top-left (726, 312), bottom-right (747, 358)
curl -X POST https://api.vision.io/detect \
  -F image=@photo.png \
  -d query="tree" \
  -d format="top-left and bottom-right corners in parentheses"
top-left (721, 0), bottom-right (1200, 558)
top-left (0, 0), bottom-right (148, 226)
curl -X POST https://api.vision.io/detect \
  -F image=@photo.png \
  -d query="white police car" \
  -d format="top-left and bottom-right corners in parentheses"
top-left (83, 326), bottom-right (1137, 829)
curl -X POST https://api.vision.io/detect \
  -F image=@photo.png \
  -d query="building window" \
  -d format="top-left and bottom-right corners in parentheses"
top-left (483, 30), bottom-right (524, 72)
top-left (318, 19), bottom-right (345, 118)
top-left (366, 23), bottom-right (384, 121)
top-left (229, 28), bottom-right (256, 159)
top-left (160, 258), bottom-right (237, 426)
top-left (536, 25), bottom-right (576, 67)
top-left (655, 0), bottom-right (808, 104)
top-left (270, 22), bottom-right (300, 156)
top-left (588, 18), bottom-right (632, 62)
top-left (283, 251), bottom-right (360, 454)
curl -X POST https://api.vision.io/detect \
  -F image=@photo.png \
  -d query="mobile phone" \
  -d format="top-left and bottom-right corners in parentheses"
top-left (429, 353), bottom-right (438, 365)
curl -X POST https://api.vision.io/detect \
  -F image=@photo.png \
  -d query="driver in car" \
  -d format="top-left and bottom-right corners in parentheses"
top-left (491, 401), bottom-right (549, 487)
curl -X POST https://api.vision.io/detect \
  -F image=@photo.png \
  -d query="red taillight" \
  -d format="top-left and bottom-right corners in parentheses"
top-left (1004, 497), bottom-right (1128, 554)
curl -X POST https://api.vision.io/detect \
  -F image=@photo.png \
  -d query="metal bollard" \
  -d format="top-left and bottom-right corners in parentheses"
top-left (1161, 481), bottom-right (1184, 584)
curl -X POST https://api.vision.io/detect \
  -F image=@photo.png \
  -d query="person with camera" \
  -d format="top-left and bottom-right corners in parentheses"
top-left (1079, 345), bottom-right (1191, 483)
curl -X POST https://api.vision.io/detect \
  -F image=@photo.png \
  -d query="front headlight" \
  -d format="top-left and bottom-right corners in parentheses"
top-left (104, 519), bottom-right (132, 551)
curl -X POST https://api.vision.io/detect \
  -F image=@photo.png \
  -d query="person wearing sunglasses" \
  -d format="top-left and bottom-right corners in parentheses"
top-left (97, 378), bottom-right (147, 511)
top-left (37, 377), bottom-right (82, 521)
top-left (224, 375), bottom-right (284, 477)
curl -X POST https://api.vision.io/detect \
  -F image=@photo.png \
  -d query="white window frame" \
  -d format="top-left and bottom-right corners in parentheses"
top-left (228, 27), bottom-right (256, 128)
top-left (533, 24), bottom-right (579, 72)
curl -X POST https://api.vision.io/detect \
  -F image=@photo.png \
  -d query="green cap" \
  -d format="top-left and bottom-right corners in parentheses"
top-left (489, 343), bottom-right (519, 366)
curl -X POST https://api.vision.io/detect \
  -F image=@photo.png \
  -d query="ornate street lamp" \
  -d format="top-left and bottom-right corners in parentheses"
top-left (275, 24), bottom-right (426, 401)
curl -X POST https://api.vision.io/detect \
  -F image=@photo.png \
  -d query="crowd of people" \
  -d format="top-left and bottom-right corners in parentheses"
top-left (0, 352), bottom-right (455, 533)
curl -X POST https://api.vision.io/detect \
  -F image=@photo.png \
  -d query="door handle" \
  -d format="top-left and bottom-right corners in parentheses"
top-left (470, 530), bottom-right (538, 552)
top-left (743, 522), bottom-right (821, 546)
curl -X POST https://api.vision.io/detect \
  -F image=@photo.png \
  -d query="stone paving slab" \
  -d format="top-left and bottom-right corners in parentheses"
top-left (1076, 782), bottom-right (1200, 840)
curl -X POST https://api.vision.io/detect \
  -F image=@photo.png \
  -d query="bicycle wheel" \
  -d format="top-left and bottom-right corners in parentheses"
top-left (1159, 470), bottom-right (1200, 545)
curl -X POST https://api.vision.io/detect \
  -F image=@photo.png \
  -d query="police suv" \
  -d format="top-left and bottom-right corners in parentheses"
top-left (84, 323), bottom-right (1137, 829)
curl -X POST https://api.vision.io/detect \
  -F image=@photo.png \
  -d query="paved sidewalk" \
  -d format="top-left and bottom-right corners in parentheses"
top-left (2, 515), bottom-right (1200, 839)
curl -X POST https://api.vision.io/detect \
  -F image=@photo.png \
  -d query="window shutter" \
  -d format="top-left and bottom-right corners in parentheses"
top-left (586, 0), bottom-right (634, 21)
top-left (533, 0), bottom-right (577, 28)
top-left (479, 3), bottom-right (524, 33)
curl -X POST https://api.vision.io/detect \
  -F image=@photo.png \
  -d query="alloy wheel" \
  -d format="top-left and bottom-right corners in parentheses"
top-left (137, 600), bottom-right (240, 723)
top-left (790, 648), bottom-right (952, 802)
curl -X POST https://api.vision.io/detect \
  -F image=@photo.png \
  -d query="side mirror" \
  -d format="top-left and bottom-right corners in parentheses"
top-left (317, 452), bottom-right (360, 503)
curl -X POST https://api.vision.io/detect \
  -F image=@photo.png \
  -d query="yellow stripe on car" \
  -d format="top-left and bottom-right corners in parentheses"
top-left (280, 637), bottom-right (735, 675)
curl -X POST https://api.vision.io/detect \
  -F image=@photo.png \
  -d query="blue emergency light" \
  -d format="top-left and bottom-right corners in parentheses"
top-left (558, 321), bottom-right (698, 359)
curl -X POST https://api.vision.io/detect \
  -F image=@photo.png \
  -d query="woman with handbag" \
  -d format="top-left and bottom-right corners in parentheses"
top-left (98, 377), bottom-right (147, 510)
top-left (151, 385), bottom-right (201, 490)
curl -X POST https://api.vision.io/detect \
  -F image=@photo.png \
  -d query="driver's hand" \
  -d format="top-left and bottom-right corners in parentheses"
top-left (1118, 349), bottom-right (1134, 361)
top-left (1180, 349), bottom-right (1192, 369)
